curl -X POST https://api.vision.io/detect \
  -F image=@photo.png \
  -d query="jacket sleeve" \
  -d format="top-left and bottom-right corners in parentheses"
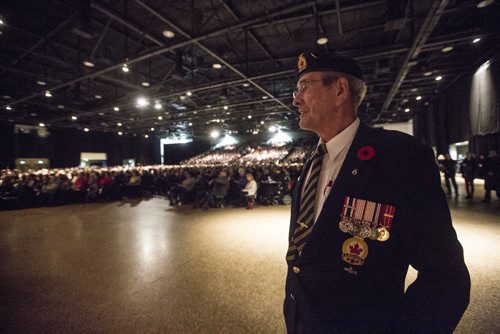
top-left (396, 145), bottom-right (471, 333)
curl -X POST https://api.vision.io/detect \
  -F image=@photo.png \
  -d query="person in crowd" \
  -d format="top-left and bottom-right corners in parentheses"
top-left (460, 152), bottom-right (478, 199)
top-left (72, 172), bottom-right (88, 202)
top-left (209, 169), bottom-right (230, 208)
top-left (98, 172), bottom-right (114, 200)
top-left (442, 153), bottom-right (459, 196)
top-left (284, 51), bottom-right (470, 332)
top-left (85, 173), bottom-right (100, 201)
top-left (126, 170), bottom-right (142, 198)
top-left (482, 149), bottom-right (500, 203)
top-left (241, 173), bottom-right (258, 209)
top-left (169, 171), bottom-right (197, 206)
top-left (229, 167), bottom-right (247, 207)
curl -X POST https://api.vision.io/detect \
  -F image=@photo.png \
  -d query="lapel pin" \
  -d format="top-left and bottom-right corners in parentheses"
top-left (352, 168), bottom-right (358, 176)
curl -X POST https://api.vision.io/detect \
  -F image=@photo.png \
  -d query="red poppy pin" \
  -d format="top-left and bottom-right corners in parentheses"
top-left (357, 146), bottom-right (375, 161)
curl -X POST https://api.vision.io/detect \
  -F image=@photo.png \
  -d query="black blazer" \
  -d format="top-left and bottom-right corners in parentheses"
top-left (284, 122), bottom-right (470, 333)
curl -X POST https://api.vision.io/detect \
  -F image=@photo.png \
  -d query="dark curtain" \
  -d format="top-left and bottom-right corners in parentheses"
top-left (469, 133), bottom-right (500, 156)
top-left (0, 122), bottom-right (15, 169)
top-left (0, 124), bottom-right (160, 168)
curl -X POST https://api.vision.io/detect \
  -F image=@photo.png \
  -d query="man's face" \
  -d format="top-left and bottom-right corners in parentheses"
top-left (293, 72), bottom-right (337, 135)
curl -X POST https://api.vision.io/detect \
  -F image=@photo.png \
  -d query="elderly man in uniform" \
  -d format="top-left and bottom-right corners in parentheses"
top-left (284, 52), bottom-right (470, 333)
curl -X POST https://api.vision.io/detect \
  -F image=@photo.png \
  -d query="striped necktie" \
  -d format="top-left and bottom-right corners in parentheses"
top-left (286, 143), bottom-right (327, 261)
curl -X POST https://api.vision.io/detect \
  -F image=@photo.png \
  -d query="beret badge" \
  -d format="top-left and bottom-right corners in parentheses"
top-left (298, 53), bottom-right (307, 72)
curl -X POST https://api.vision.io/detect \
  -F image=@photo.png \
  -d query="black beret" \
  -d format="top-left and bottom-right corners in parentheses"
top-left (297, 52), bottom-right (364, 81)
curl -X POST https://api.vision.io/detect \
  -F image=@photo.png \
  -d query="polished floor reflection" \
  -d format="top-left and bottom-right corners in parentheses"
top-left (0, 190), bottom-right (498, 333)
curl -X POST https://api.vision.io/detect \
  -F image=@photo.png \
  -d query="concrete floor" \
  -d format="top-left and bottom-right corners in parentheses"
top-left (0, 184), bottom-right (498, 333)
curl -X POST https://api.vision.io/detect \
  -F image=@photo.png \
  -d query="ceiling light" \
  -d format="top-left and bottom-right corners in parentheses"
top-left (317, 37), bottom-right (328, 45)
top-left (162, 30), bottom-right (175, 38)
top-left (37, 80), bottom-right (47, 86)
top-left (57, 105), bottom-right (65, 109)
top-left (83, 60), bottom-right (95, 67)
top-left (118, 131), bottom-right (123, 136)
top-left (154, 101), bottom-right (162, 109)
top-left (206, 105), bottom-right (211, 108)
top-left (188, 122), bottom-right (192, 126)
top-left (122, 64), bottom-right (129, 72)
top-left (99, 112), bottom-right (105, 116)
top-left (136, 97), bottom-right (149, 107)
top-left (210, 130), bottom-right (219, 138)
top-left (5, 105), bottom-right (12, 110)
top-left (141, 81), bottom-right (150, 87)
top-left (269, 125), bottom-right (277, 133)
top-left (186, 91), bottom-right (192, 96)
top-left (223, 106), bottom-right (228, 110)
top-left (117, 122), bottom-right (122, 126)
top-left (39, 123), bottom-right (45, 127)
top-left (212, 63), bottom-right (222, 69)
top-left (0, 19), bottom-right (4, 25)
top-left (243, 83), bottom-right (250, 87)
top-left (45, 91), bottom-right (52, 97)
top-left (71, 116), bottom-right (77, 120)
top-left (247, 115), bottom-right (252, 119)
top-left (473, 38), bottom-right (481, 43)
top-left (113, 106), bottom-right (120, 111)
top-left (2, 95), bottom-right (11, 99)
top-left (158, 116), bottom-right (163, 120)
top-left (94, 94), bottom-right (102, 99)
top-left (423, 71), bottom-right (433, 77)
top-left (405, 108), bottom-right (410, 112)
top-left (435, 76), bottom-right (442, 81)
top-left (416, 96), bottom-right (422, 100)
top-left (441, 46), bottom-right (454, 53)
top-left (144, 134), bottom-right (149, 138)
top-left (151, 128), bottom-right (155, 131)
top-left (262, 96), bottom-right (269, 99)
top-left (84, 128), bottom-right (89, 132)
top-left (477, 0), bottom-right (494, 8)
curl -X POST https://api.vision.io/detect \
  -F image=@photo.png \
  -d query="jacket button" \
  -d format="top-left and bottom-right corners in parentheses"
top-left (292, 266), bottom-right (300, 274)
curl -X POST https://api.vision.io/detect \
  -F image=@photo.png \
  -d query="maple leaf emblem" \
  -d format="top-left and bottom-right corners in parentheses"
top-left (298, 54), bottom-right (307, 71)
top-left (349, 243), bottom-right (363, 255)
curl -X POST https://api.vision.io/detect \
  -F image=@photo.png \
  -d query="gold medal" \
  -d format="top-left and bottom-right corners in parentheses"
top-left (342, 237), bottom-right (369, 266)
top-left (376, 226), bottom-right (390, 242)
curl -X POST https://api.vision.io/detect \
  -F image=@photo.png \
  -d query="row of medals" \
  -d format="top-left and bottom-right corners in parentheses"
top-left (339, 217), bottom-right (390, 242)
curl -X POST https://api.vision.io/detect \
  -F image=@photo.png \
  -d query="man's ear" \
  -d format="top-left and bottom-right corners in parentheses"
top-left (336, 77), bottom-right (349, 98)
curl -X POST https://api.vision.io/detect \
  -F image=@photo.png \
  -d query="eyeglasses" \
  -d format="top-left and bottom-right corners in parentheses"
top-left (292, 79), bottom-right (323, 98)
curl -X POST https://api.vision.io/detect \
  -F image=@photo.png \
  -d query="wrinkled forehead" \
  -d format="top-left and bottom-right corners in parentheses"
top-left (297, 71), bottom-right (323, 84)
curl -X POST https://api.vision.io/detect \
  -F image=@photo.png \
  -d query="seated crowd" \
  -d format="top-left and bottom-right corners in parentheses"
top-left (0, 164), bottom-right (301, 211)
top-left (0, 140), bottom-right (319, 211)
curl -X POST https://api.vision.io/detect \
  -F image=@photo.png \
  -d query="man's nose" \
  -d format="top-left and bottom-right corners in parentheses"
top-left (293, 94), bottom-right (302, 107)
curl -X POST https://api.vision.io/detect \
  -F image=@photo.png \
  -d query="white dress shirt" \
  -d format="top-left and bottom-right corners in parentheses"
top-left (307, 118), bottom-right (360, 222)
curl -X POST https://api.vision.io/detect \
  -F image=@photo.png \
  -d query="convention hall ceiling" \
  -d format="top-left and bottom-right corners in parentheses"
top-left (0, 0), bottom-right (498, 139)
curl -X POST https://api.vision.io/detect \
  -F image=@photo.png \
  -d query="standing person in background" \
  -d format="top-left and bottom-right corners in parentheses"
top-left (442, 153), bottom-right (459, 196)
top-left (482, 149), bottom-right (500, 203)
top-left (284, 51), bottom-right (470, 333)
top-left (460, 152), bottom-right (478, 199)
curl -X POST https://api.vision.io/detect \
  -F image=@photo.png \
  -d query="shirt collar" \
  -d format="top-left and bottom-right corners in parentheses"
top-left (319, 117), bottom-right (360, 162)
